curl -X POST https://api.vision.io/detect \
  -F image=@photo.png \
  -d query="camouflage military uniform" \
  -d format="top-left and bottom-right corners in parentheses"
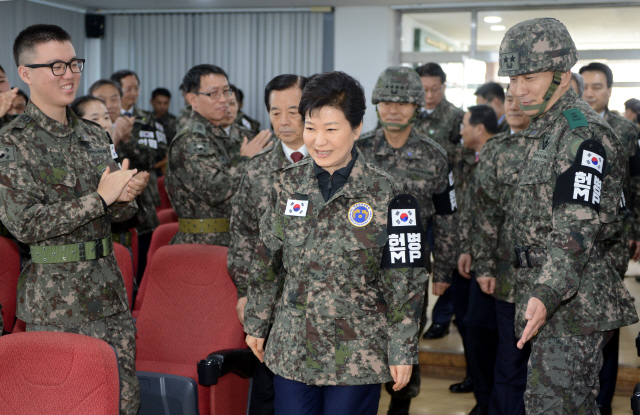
top-left (413, 98), bottom-right (464, 167)
top-left (176, 105), bottom-right (192, 130)
top-left (472, 131), bottom-right (529, 303)
top-left (602, 109), bottom-right (640, 276)
top-left (165, 110), bottom-right (247, 246)
top-left (227, 120), bottom-right (257, 151)
top-left (155, 111), bottom-right (178, 144)
top-left (457, 150), bottom-right (479, 259)
top-left (0, 102), bottom-right (140, 415)
top-left (228, 140), bottom-right (292, 298)
top-left (235, 110), bottom-right (261, 135)
top-left (244, 150), bottom-right (427, 386)
top-left (499, 18), bottom-right (639, 413)
top-left (0, 113), bottom-right (12, 129)
top-left (358, 126), bottom-right (457, 399)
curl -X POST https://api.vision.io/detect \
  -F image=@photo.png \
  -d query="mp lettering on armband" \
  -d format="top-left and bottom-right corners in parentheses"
top-left (553, 139), bottom-right (606, 213)
top-left (381, 194), bottom-right (425, 268)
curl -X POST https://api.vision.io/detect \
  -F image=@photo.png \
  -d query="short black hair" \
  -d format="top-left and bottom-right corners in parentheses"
top-left (264, 74), bottom-right (309, 111)
top-left (298, 71), bottom-right (365, 130)
top-left (0, 64), bottom-right (5, 74)
top-left (182, 64), bottom-right (228, 94)
top-left (152, 87), bottom-right (171, 100)
top-left (16, 89), bottom-right (29, 104)
top-left (70, 95), bottom-right (106, 118)
top-left (415, 63), bottom-right (446, 84)
top-left (13, 24), bottom-right (72, 67)
top-left (234, 86), bottom-right (244, 105)
top-left (111, 70), bottom-right (140, 86)
top-left (579, 62), bottom-right (613, 89)
top-left (229, 84), bottom-right (238, 97)
top-left (625, 98), bottom-right (640, 114)
top-left (467, 105), bottom-right (498, 135)
top-left (475, 82), bottom-right (505, 104)
top-left (89, 79), bottom-right (123, 98)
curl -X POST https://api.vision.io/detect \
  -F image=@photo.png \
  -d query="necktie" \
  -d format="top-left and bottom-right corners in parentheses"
top-left (291, 151), bottom-right (304, 163)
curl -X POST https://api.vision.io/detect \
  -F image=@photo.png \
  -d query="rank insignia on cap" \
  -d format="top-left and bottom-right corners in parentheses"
top-left (500, 53), bottom-right (520, 72)
top-left (349, 202), bottom-right (373, 227)
top-left (391, 209), bottom-right (416, 226)
top-left (285, 199), bottom-right (308, 216)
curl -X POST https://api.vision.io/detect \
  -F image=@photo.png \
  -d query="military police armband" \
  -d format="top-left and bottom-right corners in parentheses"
top-left (432, 167), bottom-right (457, 215)
top-left (381, 194), bottom-right (426, 269)
top-left (553, 139), bottom-right (606, 213)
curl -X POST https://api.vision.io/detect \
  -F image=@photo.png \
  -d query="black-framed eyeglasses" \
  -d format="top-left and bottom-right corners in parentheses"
top-left (193, 88), bottom-right (233, 100)
top-left (24, 59), bottom-right (85, 76)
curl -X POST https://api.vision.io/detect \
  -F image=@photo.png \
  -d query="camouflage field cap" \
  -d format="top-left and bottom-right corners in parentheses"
top-left (498, 18), bottom-right (578, 77)
top-left (372, 66), bottom-right (425, 106)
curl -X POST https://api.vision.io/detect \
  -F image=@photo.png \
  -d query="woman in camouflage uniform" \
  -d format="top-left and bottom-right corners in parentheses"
top-left (244, 71), bottom-right (427, 415)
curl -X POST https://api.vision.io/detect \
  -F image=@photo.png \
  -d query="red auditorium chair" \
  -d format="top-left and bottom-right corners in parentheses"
top-left (113, 242), bottom-right (135, 310)
top-left (0, 331), bottom-right (120, 414)
top-left (156, 176), bottom-right (172, 213)
top-left (0, 236), bottom-right (21, 334)
top-left (157, 208), bottom-right (178, 225)
top-left (130, 227), bottom-right (139, 276)
top-left (132, 222), bottom-right (178, 318)
top-left (135, 244), bottom-right (249, 415)
top-left (12, 319), bottom-right (25, 333)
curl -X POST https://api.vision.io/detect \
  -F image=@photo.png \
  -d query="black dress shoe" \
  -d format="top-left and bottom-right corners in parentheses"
top-left (449, 376), bottom-right (474, 393)
top-left (468, 404), bottom-right (488, 415)
top-left (597, 404), bottom-right (612, 415)
top-left (422, 322), bottom-right (450, 339)
top-left (388, 397), bottom-right (411, 415)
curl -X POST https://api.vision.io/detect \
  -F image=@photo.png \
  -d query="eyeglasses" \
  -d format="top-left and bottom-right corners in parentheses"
top-left (24, 59), bottom-right (85, 76)
top-left (193, 89), bottom-right (233, 100)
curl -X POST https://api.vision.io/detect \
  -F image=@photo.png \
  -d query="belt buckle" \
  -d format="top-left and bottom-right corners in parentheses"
top-left (514, 246), bottom-right (532, 268)
top-left (94, 238), bottom-right (104, 260)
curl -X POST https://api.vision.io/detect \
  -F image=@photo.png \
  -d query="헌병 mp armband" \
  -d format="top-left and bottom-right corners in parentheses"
top-left (553, 139), bottom-right (606, 213)
top-left (381, 194), bottom-right (425, 269)
top-left (432, 166), bottom-right (457, 215)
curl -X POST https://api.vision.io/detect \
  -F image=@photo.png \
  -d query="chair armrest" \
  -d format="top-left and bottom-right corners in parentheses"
top-left (197, 348), bottom-right (257, 386)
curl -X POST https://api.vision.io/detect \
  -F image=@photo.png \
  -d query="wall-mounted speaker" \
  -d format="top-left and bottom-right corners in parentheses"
top-left (86, 14), bottom-right (105, 38)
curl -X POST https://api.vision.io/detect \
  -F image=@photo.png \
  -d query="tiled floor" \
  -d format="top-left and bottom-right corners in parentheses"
top-left (376, 377), bottom-right (633, 415)
top-left (378, 263), bottom-right (640, 415)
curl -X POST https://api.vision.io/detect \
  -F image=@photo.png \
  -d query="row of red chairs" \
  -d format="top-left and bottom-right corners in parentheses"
top-left (0, 226), bottom-right (251, 414)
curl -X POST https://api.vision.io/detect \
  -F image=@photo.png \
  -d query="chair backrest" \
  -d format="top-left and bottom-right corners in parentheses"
top-left (132, 222), bottom-right (179, 317)
top-left (0, 331), bottom-right (120, 414)
top-left (157, 208), bottom-right (178, 225)
top-left (135, 244), bottom-right (248, 415)
top-left (156, 176), bottom-right (172, 212)
top-left (113, 242), bottom-right (134, 310)
top-left (0, 236), bottom-right (21, 333)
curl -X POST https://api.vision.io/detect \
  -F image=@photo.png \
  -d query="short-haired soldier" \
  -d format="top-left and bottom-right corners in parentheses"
top-left (0, 24), bottom-right (146, 415)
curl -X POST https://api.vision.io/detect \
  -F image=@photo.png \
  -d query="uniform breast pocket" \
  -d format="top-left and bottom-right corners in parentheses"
top-left (517, 160), bottom-right (553, 219)
top-left (339, 232), bottom-right (386, 288)
top-left (36, 168), bottom-right (77, 201)
top-left (282, 216), bottom-right (311, 272)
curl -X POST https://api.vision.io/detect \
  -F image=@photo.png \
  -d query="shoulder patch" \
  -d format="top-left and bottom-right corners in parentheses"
top-left (563, 108), bottom-right (589, 130)
top-left (192, 121), bottom-right (207, 136)
top-left (0, 145), bottom-right (16, 163)
top-left (569, 137), bottom-right (585, 157)
top-left (187, 142), bottom-right (212, 154)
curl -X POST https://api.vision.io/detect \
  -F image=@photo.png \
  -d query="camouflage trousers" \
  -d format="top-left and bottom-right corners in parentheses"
top-left (384, 284), bottom-right (429, 400)
top-left (525, 332), bottom-right (611, 415)
top-left (27, 311), bottom-right (140, 415)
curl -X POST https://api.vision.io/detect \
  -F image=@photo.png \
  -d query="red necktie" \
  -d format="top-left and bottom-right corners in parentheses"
top-left (291, 151), bottom-right (304, 163)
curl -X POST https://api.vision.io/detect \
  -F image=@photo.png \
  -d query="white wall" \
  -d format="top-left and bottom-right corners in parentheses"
top-left (334, 6), bottom-right (399, 132)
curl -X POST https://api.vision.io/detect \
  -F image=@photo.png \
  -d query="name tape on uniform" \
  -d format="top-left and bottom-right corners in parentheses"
top-left (285, 199), bottom-right (308, 216)
top-left (139, 138), bottom-right (158, 149)
top-left (140, 130), bottom-right (155, 139)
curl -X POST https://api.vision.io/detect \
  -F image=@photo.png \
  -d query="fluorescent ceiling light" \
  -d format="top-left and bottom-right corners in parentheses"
top-left (490, 25), bottom-right (506, 31)
top-left (484, 16), bottom-right (502, 24)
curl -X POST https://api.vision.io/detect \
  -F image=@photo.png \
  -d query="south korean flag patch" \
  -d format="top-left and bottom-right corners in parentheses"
top-left (110, 144), bottom-right (118, 160)
top-left (553, 139), bottom-right (606, 213)
top-left (285, 199), bottom-right (308, 217)
top-left (381, 194), bottom-right (425, 269)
